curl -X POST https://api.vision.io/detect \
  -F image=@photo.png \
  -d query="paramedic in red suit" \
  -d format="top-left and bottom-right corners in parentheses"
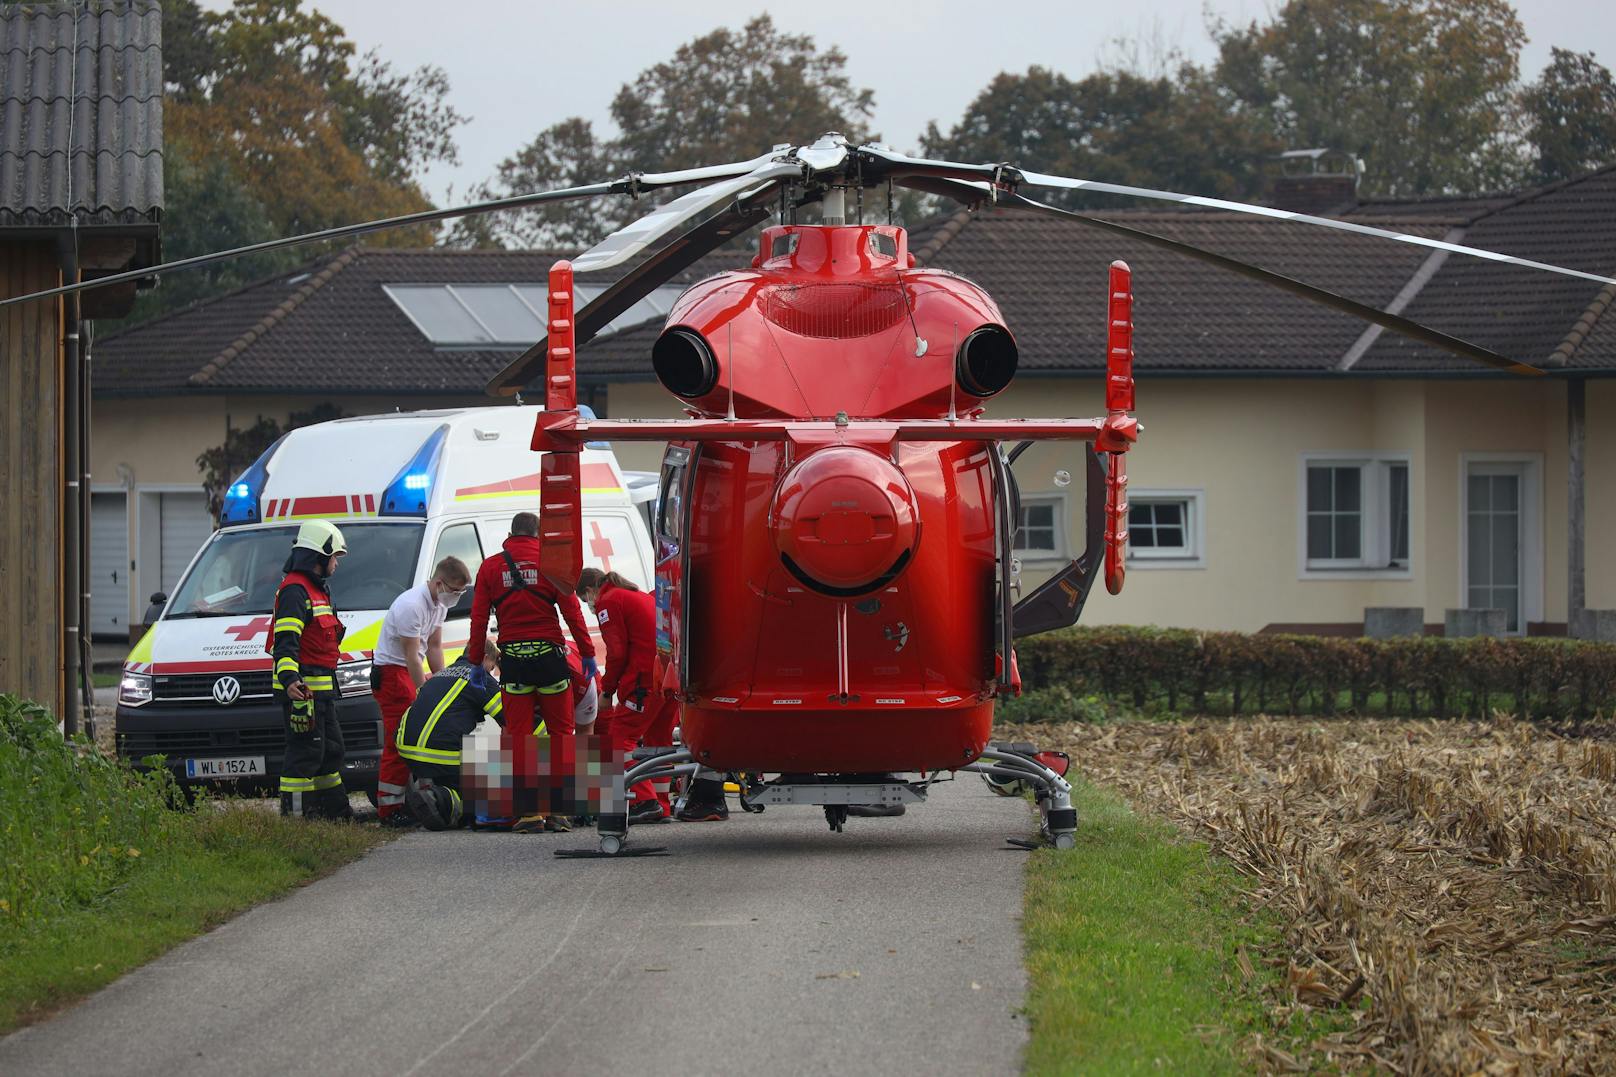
top-left (466, 512), bottom-right (597, 739)
top-left (577, 567), bottom-right (679, 823)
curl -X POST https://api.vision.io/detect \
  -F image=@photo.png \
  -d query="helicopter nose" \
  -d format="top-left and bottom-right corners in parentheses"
top-left (770, 446), bottom-right (918, 596)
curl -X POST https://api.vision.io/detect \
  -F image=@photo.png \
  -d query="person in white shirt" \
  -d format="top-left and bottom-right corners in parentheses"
top-left (371, 557), bottom-right (470, 824)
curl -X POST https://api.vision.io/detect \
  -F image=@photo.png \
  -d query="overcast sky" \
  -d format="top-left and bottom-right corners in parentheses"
top-left (249, 0), bottom-right (1615, 204)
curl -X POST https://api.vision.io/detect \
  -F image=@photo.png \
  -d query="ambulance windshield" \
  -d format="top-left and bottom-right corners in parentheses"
top-left (166, 522), bottom-right (425, 618)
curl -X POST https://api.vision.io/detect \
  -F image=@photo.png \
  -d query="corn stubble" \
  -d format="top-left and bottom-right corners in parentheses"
top-left (1032, 716), bottom-right (1616, 1074)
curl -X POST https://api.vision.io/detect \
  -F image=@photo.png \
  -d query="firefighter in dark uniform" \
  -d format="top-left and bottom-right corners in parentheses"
top-left (268, 520), bottom-right (352, 819)
top-left (397, 656), bottom-right (505, 829)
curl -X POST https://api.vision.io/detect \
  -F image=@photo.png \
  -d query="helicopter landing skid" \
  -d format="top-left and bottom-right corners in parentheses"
top-left (961, 743), bottom-right (1078, 850)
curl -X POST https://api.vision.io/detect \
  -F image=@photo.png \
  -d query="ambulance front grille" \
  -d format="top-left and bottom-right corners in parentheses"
top-left (152, 671), bottom-right (275, 704)
top-left (118, 719), bottom-right (381, 759)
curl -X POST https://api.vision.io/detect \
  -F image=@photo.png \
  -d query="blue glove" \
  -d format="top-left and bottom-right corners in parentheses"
top-left (582, 657), bottom-right (599, 680)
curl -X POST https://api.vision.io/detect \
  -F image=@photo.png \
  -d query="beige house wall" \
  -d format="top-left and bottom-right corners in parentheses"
top-left (89, 373), bottom-right (1615, 638)
top-left (89, 393), bottom-right (493, 632)
top-left (605, 374), bottom-right (1613, 635)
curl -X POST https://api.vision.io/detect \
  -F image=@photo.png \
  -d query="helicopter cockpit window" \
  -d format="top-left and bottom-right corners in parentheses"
top-left (769, 233), bottom-right (799, 260)
top-left (869, 231), bottom-right (898, 258)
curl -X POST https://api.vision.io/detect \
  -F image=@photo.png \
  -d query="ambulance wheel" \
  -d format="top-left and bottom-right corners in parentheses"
top-left (364, 789), bottom-right (379, 810)
top-left (599, 834), bottom-right (624, 856)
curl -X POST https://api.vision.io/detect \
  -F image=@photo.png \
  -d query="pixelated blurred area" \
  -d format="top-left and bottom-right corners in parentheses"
top-left (462, 734), bottom-right (626, 820)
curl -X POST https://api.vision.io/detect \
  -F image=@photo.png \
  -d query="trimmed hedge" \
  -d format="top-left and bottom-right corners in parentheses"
top-left (1011, 627), bottom-right (1616, 722)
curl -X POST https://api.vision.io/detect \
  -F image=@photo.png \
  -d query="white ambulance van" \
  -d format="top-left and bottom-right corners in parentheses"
top-left (114, 406), bottom-right (654, 798)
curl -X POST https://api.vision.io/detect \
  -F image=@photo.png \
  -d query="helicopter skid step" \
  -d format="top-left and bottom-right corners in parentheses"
top-left (747, 781), bottom-right (926, 808)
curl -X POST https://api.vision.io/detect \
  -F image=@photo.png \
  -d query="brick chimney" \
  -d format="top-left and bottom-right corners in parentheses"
top-left (1270, 149), bottom-right (1361, 214)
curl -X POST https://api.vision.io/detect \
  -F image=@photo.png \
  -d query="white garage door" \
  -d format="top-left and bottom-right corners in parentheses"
top-left (90, 492), bottom-right (129, 638)
top-left (160, 492), bottom-right (216, 594)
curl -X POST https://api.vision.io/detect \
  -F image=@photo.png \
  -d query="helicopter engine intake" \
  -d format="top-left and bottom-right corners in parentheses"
top-left (955, 324), bottom-right (1018, 398)
top-left (651, 326), bottom-right (719, 398)
top-left (770, 446), bottom-right (918, 597)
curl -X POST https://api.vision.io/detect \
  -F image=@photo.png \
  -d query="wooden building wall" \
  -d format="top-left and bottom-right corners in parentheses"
top-left (0, 242), bottom-right (63, 717)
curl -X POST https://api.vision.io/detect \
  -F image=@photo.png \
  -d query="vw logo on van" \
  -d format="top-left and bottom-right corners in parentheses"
top-left (212, 676), bottom-right (242, 705)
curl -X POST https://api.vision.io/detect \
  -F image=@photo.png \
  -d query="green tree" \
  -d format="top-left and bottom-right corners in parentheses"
top-left (1522, 49), bottom-right (1616, 184)
top-left (458, 15), bottom-right (876, 249)
top-left (921, 65), bottom-right (1279, 203)
top-left (1211, 0), bottom-right (1526, 196)
top-left (118, 0), bottom-right (466, 323)
top-left (124, 135), bottom-right (302, 324)
top-left (168, 0), bottom-right (464, 237)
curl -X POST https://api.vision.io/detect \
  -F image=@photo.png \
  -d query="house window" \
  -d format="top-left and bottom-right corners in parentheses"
top-left (1127, 490), bottom-right (1205, 567)
top-left (1301, 455), bottom-right (1412, 572)
top-left (1013, 497), bottom-right (1064, 559)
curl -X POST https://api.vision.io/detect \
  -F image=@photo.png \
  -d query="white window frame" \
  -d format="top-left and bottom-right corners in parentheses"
top-left (1297, 452), bottom-right (1414, 579)
top-left (1126, 488), bottom-right (1206, 569)
top-left (1458, 452), bottom-right (1543, 636)
top-left (1013, 493), bottom-right (1068, 563)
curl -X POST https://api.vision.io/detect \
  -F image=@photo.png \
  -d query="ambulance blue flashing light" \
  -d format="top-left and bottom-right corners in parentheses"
top-left (381, 423), bottom-right (450, 516)
top-left (219, 433), bottom-right (289, 526)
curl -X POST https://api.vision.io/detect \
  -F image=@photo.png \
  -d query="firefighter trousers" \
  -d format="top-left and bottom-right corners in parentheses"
top-left (278, 687), bottom-right (349, 819)
top-left (372, 664), bottom-right (416, 820)
top-left (405, 760), bottom-right (465, 830)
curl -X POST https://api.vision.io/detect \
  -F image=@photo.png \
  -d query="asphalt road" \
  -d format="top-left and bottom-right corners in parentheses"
top-left (0, 777), bottom-right (1033, 1076)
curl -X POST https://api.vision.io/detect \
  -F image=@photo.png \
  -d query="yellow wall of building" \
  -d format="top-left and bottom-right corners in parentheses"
top-left (90, 373), bottom-right (1613, 638)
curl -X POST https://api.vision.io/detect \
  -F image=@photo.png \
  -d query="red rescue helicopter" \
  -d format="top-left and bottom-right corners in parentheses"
top-left (12, 134), bottom-right (1612, 854)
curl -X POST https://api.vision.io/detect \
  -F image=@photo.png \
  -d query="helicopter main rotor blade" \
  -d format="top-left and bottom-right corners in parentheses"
top-left (0, 152), bottom-right (795, 311)
top-left (572, 159), bottom-right (802, 273)
top-left (1000, 192), bottom-right (1544, 377)
top-left (487, 182), bottom-right (783, 396)
top-left (863, 146), bottom-right (1616, 289)
top-left (896, 173), bottom-right (1541, 376)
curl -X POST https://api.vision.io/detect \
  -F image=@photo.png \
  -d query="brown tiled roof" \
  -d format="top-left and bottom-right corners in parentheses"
top-left (1351, 165), bottom-right (1616, 373)
top-left (919, 206), bottom-right (1449, 373)
top-left (94, 246), bottom-right (746, 395)
top-left (94, 164), bottom-right (1616, 395)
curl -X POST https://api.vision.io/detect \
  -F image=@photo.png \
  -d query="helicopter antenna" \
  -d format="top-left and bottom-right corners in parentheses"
top-left (886, 180), bottom-right (894, 225)
top-left (726, 322), bottom-right (736, 422)
top-left (948, 322), bottom-right (958, 421)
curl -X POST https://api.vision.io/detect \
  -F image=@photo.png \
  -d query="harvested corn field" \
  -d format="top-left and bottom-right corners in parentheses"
top-left (1027, 717), bottom-right (1616, 1074)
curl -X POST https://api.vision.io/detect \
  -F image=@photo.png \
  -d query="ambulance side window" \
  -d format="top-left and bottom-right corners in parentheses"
top-left (432, 522), bottom-right (482, 619)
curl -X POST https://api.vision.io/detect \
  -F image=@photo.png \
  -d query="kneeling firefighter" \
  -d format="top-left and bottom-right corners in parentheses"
top-left (397, 656), bottom-right (505, 830)
top-left (268, 520), bottom-right (352, 819)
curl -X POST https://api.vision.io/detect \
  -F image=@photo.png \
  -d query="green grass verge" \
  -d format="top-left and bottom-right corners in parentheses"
top-left (91, 670), bottom-right (122, 689)
top-left (1022, 779), bottom-right (1347, 1074)
top-left (2, 690), bottom-right (387, 1033)
top-left (0, 806), bottom-right (387, 1033)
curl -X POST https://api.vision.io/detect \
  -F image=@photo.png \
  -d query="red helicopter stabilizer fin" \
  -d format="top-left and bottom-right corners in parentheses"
top-left (537, 260), bottom-right (583, 592)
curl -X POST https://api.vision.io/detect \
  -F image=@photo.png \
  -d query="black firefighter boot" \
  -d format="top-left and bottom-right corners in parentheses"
top-left (318, 784), bottom-right (355, 821)
top-left (675, 777), bottom-right (729, 822)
